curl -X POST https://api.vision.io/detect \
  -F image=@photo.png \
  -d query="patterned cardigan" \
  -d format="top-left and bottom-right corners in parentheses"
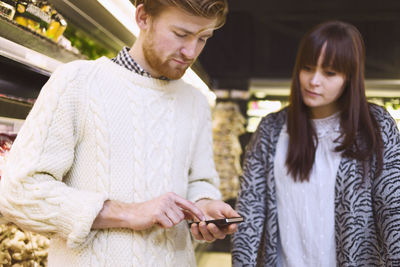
top-left (232, 104), bottom-right (400, 267)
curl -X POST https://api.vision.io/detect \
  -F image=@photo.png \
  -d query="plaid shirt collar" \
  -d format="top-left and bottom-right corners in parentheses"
top-left (111, 47), bottom-right (169, 81)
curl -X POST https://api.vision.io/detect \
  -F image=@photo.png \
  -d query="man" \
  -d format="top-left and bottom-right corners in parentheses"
top-left (0, 0), bottom-right (239, 266)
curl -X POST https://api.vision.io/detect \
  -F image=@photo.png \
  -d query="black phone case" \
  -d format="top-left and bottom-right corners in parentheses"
top-left (189, 217), bottom-right (244, 226)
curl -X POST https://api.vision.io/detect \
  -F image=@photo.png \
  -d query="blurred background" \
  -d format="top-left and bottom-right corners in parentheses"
top-left (0, 0), bottom-right (400, 266)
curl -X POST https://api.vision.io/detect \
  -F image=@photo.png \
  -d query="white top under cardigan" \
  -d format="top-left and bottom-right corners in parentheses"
top-left (0, 57), bottom-right (221, 266)
top-left (274, 112), bottom-right (342, 267)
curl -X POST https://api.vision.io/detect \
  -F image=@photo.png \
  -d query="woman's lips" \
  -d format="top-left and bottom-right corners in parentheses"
top-left (304, 89), bottom-right (321, 97)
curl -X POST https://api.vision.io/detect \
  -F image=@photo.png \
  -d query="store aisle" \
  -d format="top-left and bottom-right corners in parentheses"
top-left (196, 234), bottom-right (232, 267)
top-left (197, 252), bottom-right (231, 267)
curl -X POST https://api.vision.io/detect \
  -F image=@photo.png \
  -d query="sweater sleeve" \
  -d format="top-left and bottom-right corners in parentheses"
top-left (371, 106), bottom-right (400, 264)
top-left (0, 62), bottom-right (108, 248)
top-left (187, 95), bottom-right (221, 203)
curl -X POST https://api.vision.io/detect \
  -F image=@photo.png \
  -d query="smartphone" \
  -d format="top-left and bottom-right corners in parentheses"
top-left (189, 217), bottom-right (244, 227)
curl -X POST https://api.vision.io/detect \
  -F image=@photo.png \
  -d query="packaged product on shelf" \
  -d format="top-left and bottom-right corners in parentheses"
top-left (0, 133), bottom-right (15, 179)
top-left (46, 11), bottom-right (67, 42)
top-left (13, 0), bottom-right (69, 43)
top-left (13, 0), bottom-right (71, 40)
top-left (0, 0), bottom-right (16, 20)
top-left (0, 129), bottom-right (50, 266)
top-left (212, 102), bottom-right (246, 200)
top-left (14, 0), bottom-right (51, 35)
top-left (0, 223), bottom-right (49, 266)
top-left (0, 131), bottom-right (15, 224)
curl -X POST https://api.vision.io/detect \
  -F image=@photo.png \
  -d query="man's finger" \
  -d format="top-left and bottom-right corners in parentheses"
top-left (156, 214), bottom-right (174, 228)
top-left (165, 207), bottom-right (184, 225)
top-left (198, 221), bottom-right (215, 242)
top-left (226, 223), bottom-right (239, 234)
top-left (183, 209), bottom-right (199, 221)
top-left (173, 195), bottom-right (205, 221)
top-left (219, 205), bottom-right (240, 218)
top-left (207, 223), bottom-right (226, 239)
top-left (190, 223), bottom-right (204, 240)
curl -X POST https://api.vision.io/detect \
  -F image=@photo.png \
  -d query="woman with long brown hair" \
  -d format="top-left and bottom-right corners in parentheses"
top-left (232, 20), bottom-right (400, 266)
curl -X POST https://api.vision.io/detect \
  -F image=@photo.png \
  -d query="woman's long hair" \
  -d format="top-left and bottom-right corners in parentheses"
top-left (286, 21), bottom-right (383, 182)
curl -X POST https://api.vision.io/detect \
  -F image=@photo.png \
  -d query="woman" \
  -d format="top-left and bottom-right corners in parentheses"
top-left (232, 21), bottom-right (400, 266)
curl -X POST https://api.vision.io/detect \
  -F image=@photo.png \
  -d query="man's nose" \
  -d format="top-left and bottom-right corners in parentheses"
top-left (181, 40), bottom-right (198, 60)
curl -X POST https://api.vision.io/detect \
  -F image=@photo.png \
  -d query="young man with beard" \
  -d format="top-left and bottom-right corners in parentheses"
top-left (0, 0), bottom-right (239, 266)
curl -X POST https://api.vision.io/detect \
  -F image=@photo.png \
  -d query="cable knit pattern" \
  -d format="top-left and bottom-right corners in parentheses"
top-left (87, 65), bottom-right (111, 267)
top-left (187, 94), bottom-right (221, 202)
top-left (0, 57), bottom-right (221, 266)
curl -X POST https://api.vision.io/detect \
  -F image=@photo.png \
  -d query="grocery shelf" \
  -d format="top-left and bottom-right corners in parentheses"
top-left (0, 115), bottom-right (25, 132)
top-left (50, 0), bottom-right (135, 53)
top-left (0, 36), bottom-right (57, 76)
top-left (0, 54), bottom-right (49, 100)
top-left (0, 97), bottom-right (32, 120)
top-left (0, 16), bottom-right (84, 75)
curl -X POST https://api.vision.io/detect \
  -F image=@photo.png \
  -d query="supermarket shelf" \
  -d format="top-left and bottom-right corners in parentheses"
top-left (0, 17), bottom-right (85, 75)
top-left (50, 0), bottom-right (136, 53)
top-left (0, 97), bottom-right (32, 120)
top-left (0, 116), bottom-right (25, 133)
top-left (0, 36), bottom-right (58, 76)
top-left (0, 0), bottom-right (136, 119)
top-left (0, 54), bottom-right (49, 99)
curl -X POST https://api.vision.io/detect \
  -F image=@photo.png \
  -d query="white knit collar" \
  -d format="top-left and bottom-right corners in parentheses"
top-left (96, 57), bottom-right (190, 94)
top-left (312, 112), bottom-right (341, 138)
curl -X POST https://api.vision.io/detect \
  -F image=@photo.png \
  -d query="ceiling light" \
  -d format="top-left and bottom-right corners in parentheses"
top-left (96, 0), bottom-right (140, 36)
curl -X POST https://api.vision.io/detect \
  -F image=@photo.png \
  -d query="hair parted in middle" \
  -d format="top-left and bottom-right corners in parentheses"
top-left (134, 0), bottom-right (228, 29)
top-left (286, 20), bottom-right (383, 182)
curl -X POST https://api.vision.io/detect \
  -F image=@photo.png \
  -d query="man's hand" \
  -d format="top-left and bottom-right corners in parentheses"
top-left (190, 199), bottom-right (240, 242)
top-left (92, 192), bottom-right (205, 230)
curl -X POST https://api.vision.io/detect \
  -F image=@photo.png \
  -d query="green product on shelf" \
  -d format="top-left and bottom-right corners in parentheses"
top-left (63, 25), bottom-right (116, 60)
top-left (0, 0), bottom-right (16, 20)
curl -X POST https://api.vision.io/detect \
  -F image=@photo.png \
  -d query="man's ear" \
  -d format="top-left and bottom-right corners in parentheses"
top-left (135, 4), bottom-right (151, 30)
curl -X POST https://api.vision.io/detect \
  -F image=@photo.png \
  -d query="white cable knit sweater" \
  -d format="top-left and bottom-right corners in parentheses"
top-left (0, 57), bottom-right (221, 266)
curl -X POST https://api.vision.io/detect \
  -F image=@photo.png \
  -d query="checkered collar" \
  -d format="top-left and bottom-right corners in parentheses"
top-left (111, 47), bottom-right (169, 80)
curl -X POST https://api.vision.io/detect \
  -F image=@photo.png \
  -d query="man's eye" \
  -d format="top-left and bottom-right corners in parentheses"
top-left (174, 32), bottom-right (186, 38)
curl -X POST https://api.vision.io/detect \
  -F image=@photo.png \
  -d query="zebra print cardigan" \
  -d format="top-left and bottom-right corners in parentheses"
top-left (232, 104), bottom-right (400, 267)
